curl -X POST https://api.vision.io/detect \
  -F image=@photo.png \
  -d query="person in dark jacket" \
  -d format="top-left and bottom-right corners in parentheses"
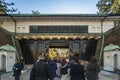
top-left (86, 56), bottom-right (101, 80)
top-left (70, 58), bottom-right (85, 80)
top-left (30, 53), bottom-right (49, 80)
top-left (13, 59), bottom-right (22, 80)
top-left (48, 58), bottom-right (57, 80)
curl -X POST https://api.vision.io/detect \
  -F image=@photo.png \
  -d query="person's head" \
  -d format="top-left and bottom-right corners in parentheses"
top-left (75, 52), bottom-right (80, 56)
top-left (20, 56), bottom-right (23, 59)
top-left (90, 56), bottom-right (98, 63)
top-left (55, 57), bottom-right (60, 62)
top-left (20, 56), bottom-right (24, 60)
top-left (38, 52), bottom-right (45, 60)
top-left (62, 59), bottom-right (67, 65)
top-left (74, 58), bottom-right (80, 64)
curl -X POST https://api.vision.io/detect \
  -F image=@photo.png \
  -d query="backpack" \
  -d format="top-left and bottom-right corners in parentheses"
top-left (61, 65), bottom-right (69, 75)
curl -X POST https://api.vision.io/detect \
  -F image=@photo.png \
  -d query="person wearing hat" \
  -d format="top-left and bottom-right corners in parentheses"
top-left (30, 52), bottom-right (49, 80)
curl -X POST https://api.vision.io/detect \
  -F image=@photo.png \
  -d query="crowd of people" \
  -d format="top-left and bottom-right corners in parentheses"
top-left (30, 52), bottom-right (101, 80)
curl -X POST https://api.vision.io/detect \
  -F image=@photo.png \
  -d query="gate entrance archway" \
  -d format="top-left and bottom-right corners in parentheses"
top-left (20, 38), bottom-right (97, 64)
top-left (48, 43), bottom-right (70, 61)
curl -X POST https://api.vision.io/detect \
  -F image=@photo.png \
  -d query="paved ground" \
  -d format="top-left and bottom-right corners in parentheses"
top-left (0, 65), bottom-right (119, 80)
top-left (0, 65), bottom-right (31, 80)
top-left (99, 71), bottom-right (118, 80)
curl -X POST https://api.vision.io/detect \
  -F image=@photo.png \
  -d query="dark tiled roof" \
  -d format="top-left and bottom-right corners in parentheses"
top-left (1, 14), bottom-right (120, 17)
top-left (0, 14), bottom-right (107, 17)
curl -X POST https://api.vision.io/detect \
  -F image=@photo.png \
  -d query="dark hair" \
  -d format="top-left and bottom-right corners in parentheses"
top-left (74, 58), bottom-right (80, 64)
top-left (90, 56), bottom-right (98, 63)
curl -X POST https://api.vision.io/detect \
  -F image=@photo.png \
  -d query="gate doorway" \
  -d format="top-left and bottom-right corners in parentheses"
top-left (114, 54), bottom-right (118, 70)
top-left (1, 55), bottom-right (6, 71)
top-left (19, 39), bottom-right (97, 64)
top-left (48, 43), bottom-right (70, 61)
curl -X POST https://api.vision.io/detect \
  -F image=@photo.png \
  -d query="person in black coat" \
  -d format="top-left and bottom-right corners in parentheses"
top-left (86, 56), bottom-right (101, 80)
top-left (30, 53), bottom-right (49, 80)
top-left (70, 58), bottom-right (85, 80)
top-left (48, 58), bottom-right (57, 80)
top-left (13, 59), bottom-right (22, 80)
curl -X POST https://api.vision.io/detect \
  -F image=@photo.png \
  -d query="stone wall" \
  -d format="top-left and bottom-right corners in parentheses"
top-left (0, 27), bottom-right (13, 46)
top-left (0, 27), bottom-right (22, 59)
top-left (95, 25), bottom-right (120, 65)
top-left (104, 26), bottom-right (120, 47)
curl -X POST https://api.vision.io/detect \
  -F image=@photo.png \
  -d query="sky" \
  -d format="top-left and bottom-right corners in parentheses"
top-left (6, 0), bottom-right (99, 14)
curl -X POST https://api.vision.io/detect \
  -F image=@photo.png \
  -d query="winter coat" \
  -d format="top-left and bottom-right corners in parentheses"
top-left (70, 63), bottom-right (85, 80)
top-left (86, 62), bottom-right (101, 80)
top-left (13, 62), bottom-right (22, 80)
top-left (48, 60), bottom-right (57, 80)
top-left (30, 60), bottom-right (49, 80)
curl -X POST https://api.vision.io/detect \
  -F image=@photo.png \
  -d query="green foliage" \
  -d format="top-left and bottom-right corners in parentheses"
top-left (96, 0), bottom-right (112, 14)
top-left (97, 0), bottom-right (120, 14)
top-left (0, 0), bottom-right (17, 14)
top-left (32, 10), bottom-right (40, 14)
top-left (0, 0), bottom-right (4, 14)
top-left (111, 0), bottom-right (120, 14)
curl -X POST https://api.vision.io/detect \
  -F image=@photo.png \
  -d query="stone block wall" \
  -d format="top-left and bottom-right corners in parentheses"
top-left (0, 27), bottom-right (13, 46)
top-left (95, 25), bottom-right (120, 65)
top-left (0, 27), bottom-right (22, 60)
top-left (104, 26), bottom-right (120, 47)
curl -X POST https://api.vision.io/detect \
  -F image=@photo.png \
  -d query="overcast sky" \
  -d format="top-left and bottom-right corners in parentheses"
top-left (6, 0), bottom-right (99, 14)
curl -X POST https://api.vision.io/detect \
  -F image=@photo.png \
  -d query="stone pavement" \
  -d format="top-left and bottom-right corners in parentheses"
top-left (99, 70), bottom-right (118, 80)
top-left (0, 65), bottom-right (31, 80)
top-left (0, 65), bottom-right (119, 80)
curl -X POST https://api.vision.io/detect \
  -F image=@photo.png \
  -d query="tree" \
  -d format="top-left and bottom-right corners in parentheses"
top-left (0, 0), bottom-right (4, 14)
top-left (111, 0), bottom-right (120, 14)
top-left (96, 0), bottom-right (120, 14)
top-left (32, 10), bottom-right (40, 14)
top-left (110, 0), bottom-right (120, 27)
top-left (96, 0), bottom-right (113, 14)
top-left (97, 0), bottom-right (120, 28)
top-left (0, 0), bottom-right (17, 14)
